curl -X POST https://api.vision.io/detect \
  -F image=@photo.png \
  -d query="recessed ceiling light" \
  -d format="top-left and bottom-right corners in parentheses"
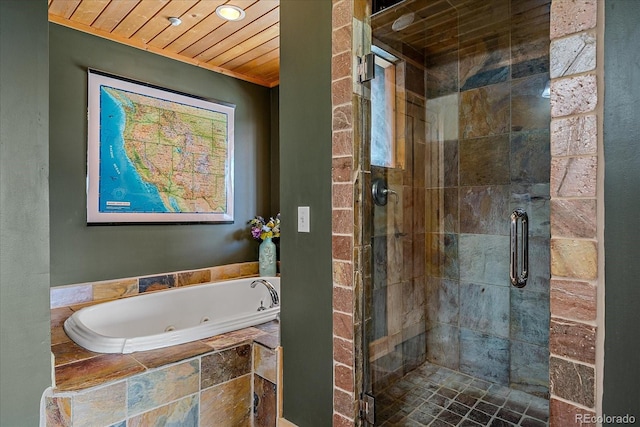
top-left (168, 17), bottom-right (182, 26)
top-left (215, 5), bottom-right (246, 22)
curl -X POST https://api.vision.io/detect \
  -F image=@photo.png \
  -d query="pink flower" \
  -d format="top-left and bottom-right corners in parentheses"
top-left (251, 227), bottom-right (262, 239)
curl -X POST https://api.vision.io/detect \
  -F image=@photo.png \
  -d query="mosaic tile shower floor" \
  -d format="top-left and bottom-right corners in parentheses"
top-left (375, 362), bottom-right (549, 427)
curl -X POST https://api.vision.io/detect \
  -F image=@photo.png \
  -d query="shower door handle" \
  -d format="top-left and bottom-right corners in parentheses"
top-left (510, 209), bottom-right (529, 288)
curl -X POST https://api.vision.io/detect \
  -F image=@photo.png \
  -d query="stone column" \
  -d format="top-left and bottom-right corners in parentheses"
top-left (548, 0), bottom-right (602, 424)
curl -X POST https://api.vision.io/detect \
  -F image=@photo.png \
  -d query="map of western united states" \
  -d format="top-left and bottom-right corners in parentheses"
top-left (104, 87), bottom-right (228, 213)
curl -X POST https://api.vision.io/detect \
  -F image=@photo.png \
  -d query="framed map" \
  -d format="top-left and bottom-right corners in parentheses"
top-left (87, 70), bottom-right (234, 223)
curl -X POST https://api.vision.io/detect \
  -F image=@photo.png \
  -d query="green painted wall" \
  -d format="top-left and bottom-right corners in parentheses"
top-left (270, 86), bottom-right (281, 215)
top-left (279, 1), bottom-right (334, 425)
top-left (0, 1), bottom-right (52, 424)
top-left (603, 0), bottom-right (640, 418)
top-left (49, 24), bottom-right (275, 286)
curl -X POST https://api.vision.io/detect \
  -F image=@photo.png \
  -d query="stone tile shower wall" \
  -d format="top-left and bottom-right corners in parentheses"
top-left (423, 1), bottom-right (551, 398)
top-left (331, 0), bottom-right (604, 425)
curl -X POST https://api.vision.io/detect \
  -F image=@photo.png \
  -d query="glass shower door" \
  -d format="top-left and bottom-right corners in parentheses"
top-left (361, 0), bottom-right (551, 425)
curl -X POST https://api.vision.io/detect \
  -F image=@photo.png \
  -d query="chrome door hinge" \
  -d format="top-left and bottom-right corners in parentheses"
top-left (358, 53), bottom-right (375, 83)
top-left (359, 393), bottom-right (375, 424)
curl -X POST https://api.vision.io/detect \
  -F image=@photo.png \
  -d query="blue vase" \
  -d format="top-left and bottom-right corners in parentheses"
top-left (258, 237), bottom-right (277, 277)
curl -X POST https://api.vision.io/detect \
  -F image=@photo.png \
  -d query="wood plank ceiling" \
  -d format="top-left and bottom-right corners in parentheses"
top-left (48, 0), bottom-right (280, 88)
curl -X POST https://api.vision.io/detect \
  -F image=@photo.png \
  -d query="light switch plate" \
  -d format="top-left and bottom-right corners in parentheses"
top-left (298, 206), bottom-right (310, 232)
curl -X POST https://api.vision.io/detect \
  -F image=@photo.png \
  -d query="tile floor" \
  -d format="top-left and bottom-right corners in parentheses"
top-left (375, 362), bottom-right (549, 426)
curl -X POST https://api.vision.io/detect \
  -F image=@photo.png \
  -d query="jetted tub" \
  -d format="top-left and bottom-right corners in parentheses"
top-left (64, 276), bottom-right (280, 354)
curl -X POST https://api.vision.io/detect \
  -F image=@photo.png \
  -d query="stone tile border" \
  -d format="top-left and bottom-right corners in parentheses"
top-left (50, 262), bottom-right (260, 309)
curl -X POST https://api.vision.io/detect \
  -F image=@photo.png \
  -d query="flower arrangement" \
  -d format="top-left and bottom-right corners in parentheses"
top-left (248, 213), bottom-right (281, 241)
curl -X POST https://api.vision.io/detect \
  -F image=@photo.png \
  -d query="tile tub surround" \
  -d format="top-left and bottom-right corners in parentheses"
top-left (48, 309), bottom-right (279, 427)
top-left (48, 262), bottom-right (279, 426)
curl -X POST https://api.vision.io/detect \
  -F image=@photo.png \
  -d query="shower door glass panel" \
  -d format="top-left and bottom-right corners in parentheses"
top-left (363, 0), bottom-right (551, 425)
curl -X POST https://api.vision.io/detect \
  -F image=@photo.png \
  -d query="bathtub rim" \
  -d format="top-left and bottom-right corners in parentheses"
top-left (63, 276), bottom-right (280, 354)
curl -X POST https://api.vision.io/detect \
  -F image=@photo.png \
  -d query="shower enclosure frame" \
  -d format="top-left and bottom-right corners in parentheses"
top-left (329, 0), bottom-right (604, 425)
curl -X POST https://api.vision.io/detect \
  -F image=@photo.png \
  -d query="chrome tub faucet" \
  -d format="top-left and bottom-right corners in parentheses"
top-left (250, 279), bottom-right (279, 308)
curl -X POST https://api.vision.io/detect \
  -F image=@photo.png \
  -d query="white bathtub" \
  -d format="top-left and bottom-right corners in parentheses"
top-left (64, 276), bottom-right (280, 354)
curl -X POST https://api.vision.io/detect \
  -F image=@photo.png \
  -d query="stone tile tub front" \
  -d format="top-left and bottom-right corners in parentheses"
top-left (49, 313), bottom-right (279, 426)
